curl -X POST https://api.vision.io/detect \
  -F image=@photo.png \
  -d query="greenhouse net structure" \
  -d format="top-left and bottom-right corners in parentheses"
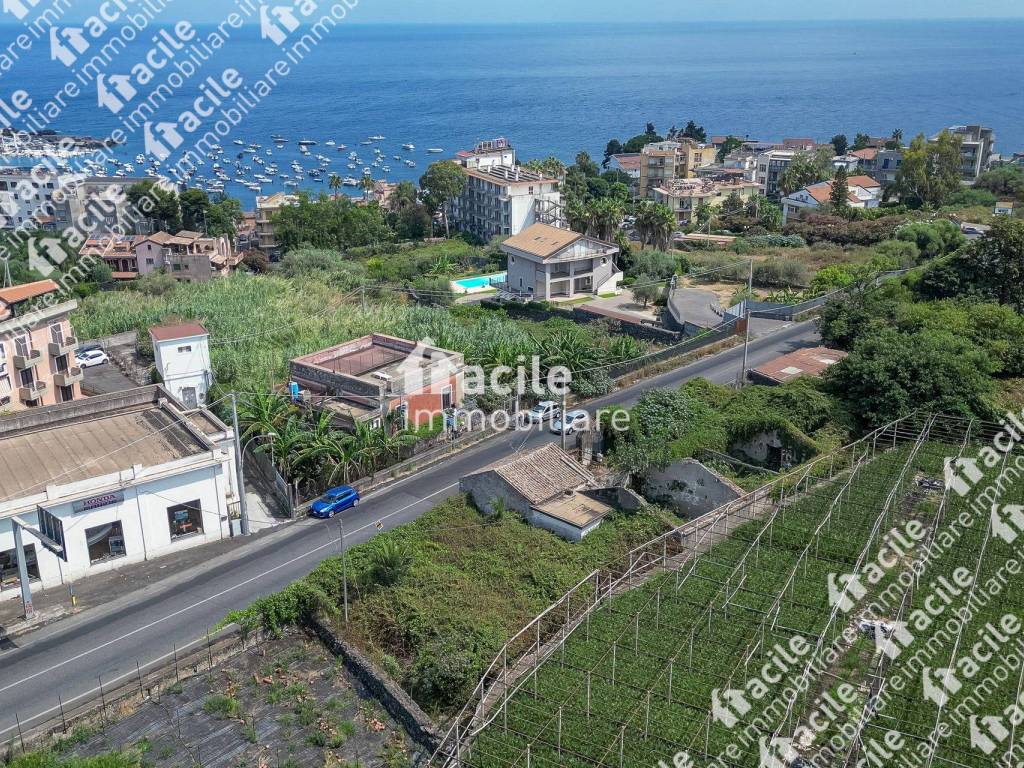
top-left (424, 413), bottom-right (1024, 768)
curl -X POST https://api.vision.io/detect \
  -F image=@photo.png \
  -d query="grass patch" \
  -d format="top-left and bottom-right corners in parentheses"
top-left (202, 694), bottom-right (241, 720)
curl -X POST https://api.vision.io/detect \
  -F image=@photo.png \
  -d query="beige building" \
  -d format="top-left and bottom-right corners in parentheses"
top-left (0, 280), bottom-right (81, 412)
top-left (255, 193), bottom-right (298, 259)
top-left (638, 139), bottom-right (716, 199)
top-left (653, 178), bottom-right (760, 226)
top-left (134, 231), bottom-right (237, 283)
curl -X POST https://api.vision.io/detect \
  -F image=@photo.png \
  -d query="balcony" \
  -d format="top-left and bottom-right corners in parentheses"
top-left (48, 336), bottom-right (79, 357)
top-left (13, 349), bottom-right (42, 369)
top-left (53, 366), bottom-right (83, 387)
top-left (19, 380), bottom-right (47, 402)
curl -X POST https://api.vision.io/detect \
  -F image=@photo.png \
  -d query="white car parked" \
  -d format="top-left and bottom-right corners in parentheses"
top-left (550, 409), bottom-right (589, 435)
top-left (76, 349), bottom-right (110, 368)
top-left (524, 400), bottom-right (560, 423)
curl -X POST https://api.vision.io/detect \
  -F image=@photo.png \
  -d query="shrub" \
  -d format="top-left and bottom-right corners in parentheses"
top-left (203, 694), bottom-right (241, 720)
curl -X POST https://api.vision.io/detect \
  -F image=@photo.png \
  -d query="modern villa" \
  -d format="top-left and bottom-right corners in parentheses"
top-left (498, 223), bottom-right (622, 300)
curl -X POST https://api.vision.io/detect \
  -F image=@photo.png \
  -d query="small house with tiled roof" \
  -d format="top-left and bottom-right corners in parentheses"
top-left (781, 176), bottom-right (882, 224)
top-left (460, 443), bottom-right (641, 541)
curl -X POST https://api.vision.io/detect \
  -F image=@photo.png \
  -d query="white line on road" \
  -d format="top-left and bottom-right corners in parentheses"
top-left (0, 482), bottom-right (459, 728)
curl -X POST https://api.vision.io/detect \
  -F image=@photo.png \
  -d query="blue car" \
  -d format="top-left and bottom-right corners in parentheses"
top-left (310, 485), bottom-right (361, 519)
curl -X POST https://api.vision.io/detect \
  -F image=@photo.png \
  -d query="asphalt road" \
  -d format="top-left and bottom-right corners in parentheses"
top-left (0, 320), bottom-right (819, 738)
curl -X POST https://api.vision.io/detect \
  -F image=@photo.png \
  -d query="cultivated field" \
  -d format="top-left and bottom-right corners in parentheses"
top-left (439, 416), bottom-right (1024, 768)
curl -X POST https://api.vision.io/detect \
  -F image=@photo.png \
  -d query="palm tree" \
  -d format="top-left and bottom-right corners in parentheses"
top-left (236, 392), bottom-right (293, 442)
top-left (370, 540), bottom-right (414, 586)
top-left (328, 173), bottom-right (342, 200)
top-left (635, 201), bottom-right (675, 249)
top-left (566, 198), bottom-right (589, 233)
top-left (296, 412), bottom-right (358, 486)
top-left (360, 175), bottom-right (375, 203)
top-left (588, 198), bottom-right (623, 242)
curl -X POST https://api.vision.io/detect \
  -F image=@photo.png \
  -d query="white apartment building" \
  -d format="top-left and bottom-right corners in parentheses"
top-left (754, 149), bottom-right (798, 198)
top-left (151, 323), bottom-right (213, 408)
top-left (940, 125), bottom-right (996, 181)
top-left (0, 168), bottom-right (158, 233)
top-left (0, 386), bottom-right (240, 601)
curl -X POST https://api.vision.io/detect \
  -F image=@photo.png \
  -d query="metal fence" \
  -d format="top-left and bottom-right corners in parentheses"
top-left (2, 625), bottom-right (261, 762)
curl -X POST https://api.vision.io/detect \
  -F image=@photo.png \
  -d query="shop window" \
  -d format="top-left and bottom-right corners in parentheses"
top-left (85, 521), bottom-right (126, 564)
top-left (167, 500), bottom-right (203, 538)
top-left (0, 544), bottom-right (39, 589)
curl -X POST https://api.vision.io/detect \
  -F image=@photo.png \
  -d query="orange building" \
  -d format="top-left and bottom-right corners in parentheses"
top-left (0, 280), bottom-right (81, 411)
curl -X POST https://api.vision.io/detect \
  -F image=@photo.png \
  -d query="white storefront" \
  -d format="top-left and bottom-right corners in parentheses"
top-left (0, 386), bottom-right (239, 600)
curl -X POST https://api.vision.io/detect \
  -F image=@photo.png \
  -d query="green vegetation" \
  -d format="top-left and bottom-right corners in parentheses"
top-left (470, 436), bottom-right (1023, 768)
top-left (202, 693), bottom-right (242, 719)
top-left (1, 751), bottom-right (142, 768)
top-left (819, 219), bottom-right (1024, 426)
top-left (225, 495), bottom-right (681, 712)
top-left (603, 378), bottom-right (848, 477)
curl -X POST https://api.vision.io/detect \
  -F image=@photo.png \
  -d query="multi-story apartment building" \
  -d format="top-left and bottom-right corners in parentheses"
top-left (454, 164), bottom-right (562, 241)
top-left (754, 149), bottom-right (799, 198)
top-left (450, 138), bottom-right (563, 241)
top-left (0, 169), bottom-right (158, 234)
top-left (850, 147), bottom-right (903, 186)
top-left (79, 234), bottom-right (145, 278)
top-left (940, 125), bottom-right (996, 181)
top-left (0, 168), bottom-right (67, 231)
top-left (454, 137), bottom-right (516, 170)
top-left (0, 280), bottom-right (81, 412)
top-left (637, 140), bottom-right (716, 199)
top-left (255, 192), bottom-right (298, 259)
top-left (653, 178), bottom-right (761, 227)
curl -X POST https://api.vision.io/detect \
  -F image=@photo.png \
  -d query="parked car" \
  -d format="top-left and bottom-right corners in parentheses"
top-left (310, 485), bottom-right (360, 519)
top-left (524, 400), bottom-right (560, 423)
top-left (550, 409), bottom-right (589, 435)
top-left (75, 349), bottom-right (110, 368)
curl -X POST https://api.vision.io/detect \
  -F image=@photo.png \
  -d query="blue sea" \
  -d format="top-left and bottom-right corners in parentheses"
top-left (2, 20), bottom-right (1022, 207)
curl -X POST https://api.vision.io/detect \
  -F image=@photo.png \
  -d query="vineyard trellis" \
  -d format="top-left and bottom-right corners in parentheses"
top-left (423, 413), bottom-right (1023, 768)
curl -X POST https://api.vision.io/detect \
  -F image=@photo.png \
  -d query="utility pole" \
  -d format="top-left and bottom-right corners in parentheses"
top-left (740, 310), bottom-right (752, 388)
top-left (339, 518), bottom-right (349, 623)
top-left (230, 394), bottom-right (250, 536)
top-left (12, 522), bottom-right (34, 620)
top-left (361, 285), bottom-right (367, 313)
top-left (560, 391), bottom-right (568, 452)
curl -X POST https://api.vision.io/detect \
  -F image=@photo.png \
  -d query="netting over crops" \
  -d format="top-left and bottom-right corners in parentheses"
top-left (427, 414), bottom-right (1024, 768)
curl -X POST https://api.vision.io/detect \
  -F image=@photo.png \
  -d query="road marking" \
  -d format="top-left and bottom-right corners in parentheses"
top-left (0, 482), bottom-right (459, 711)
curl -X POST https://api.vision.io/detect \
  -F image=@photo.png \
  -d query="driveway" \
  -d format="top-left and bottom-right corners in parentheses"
top-left (587, 290), bottom-right (660, 323)
top-left (668, 287), bottom-right (724, 329)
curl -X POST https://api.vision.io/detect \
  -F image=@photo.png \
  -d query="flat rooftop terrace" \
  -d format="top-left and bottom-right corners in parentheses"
top-left (0, 386), bottom-right (223, 500)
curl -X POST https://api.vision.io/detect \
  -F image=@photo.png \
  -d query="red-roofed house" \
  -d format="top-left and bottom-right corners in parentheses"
top-left (781, 176), bottom-right (882, 223)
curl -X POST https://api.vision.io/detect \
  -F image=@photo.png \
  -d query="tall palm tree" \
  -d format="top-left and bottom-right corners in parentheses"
top-left (360, 175), bottom-right (375, 203)
top-left (589, 198), bottom-right (623, 242)
top-left (328, 173), bottom-right (342, 200)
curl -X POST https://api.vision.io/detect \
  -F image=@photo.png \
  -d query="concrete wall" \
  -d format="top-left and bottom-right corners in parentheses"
top-left (524, 508), bottom-right (597, 542)
top-left (730, 429), bottom-right (799, 470)
top-left (307, 615), bottom-right (441, 754)
top-left (459, 472), bottom-right (532, 518)
top-left (641, 459), bottom-right (743, 517)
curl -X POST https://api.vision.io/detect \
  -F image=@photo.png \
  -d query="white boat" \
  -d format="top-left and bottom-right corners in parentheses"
top-left (369, 135), bottom-right (386, 141)
top-left (325, 140), bottom-right (336, 146)
top-left (427, 148), bottom-right (444, 153)
top-left (233, 139), bottom-right (245, 146)
top-left (342, 176), bottom-right (359, 186)
top-left (298, 139), bottom-right (317, 146)
top-left (402, 143), bottom-right (415, 150)
top-left (404, 160), bottom-right (417, 167)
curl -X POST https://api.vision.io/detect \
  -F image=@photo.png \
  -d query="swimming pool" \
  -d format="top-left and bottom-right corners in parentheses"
top-left (452, 272), bottom-right (506, 291)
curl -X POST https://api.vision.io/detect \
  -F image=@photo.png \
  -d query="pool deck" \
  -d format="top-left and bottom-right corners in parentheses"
top-left (451, 273), bottom-right (506, 295)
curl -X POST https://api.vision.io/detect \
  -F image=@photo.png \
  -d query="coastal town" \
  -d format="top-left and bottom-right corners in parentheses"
top-left (1, 9), bottom-right (1024, 767)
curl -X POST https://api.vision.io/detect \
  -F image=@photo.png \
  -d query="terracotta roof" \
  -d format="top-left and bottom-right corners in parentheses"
top-left (0, 279), bottom-right (59, 305)
top-left (851, 148), bottom-right (879, 161)
top-left (503, 224), bottom-right (583, 259)
top-left (111, 271), bottom-right (139, 280)
top-left (847, 175), bottom-right (881, 189)
top-left (149, 322), bottom-right (209, 342)
top-left (752, 347), bottom-right (848, 384)
top-left (611, 154), bottom-right (642, 171)
top-left (470, 444), bottom-right (595, 506)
